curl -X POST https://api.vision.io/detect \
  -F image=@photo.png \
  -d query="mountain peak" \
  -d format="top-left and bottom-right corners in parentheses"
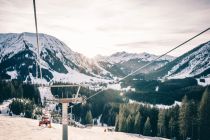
top-left (0, 32), bottom-right (111, 83)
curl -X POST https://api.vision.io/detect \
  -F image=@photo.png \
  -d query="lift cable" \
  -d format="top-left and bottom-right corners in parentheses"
top-left (82, 27), bottom-right (210, 103)
top-left (32, 0), bottom-right (210, 105)
top-left (33, 0), bottom-right (43, 86)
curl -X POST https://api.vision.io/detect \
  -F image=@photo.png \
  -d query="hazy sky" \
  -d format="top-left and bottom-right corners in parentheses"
top-left (0, 0), bottom-right (210, 58)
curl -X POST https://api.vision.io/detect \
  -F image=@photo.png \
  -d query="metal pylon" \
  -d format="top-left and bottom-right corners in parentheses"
top-left (48, 84), bottom-right (85, 140)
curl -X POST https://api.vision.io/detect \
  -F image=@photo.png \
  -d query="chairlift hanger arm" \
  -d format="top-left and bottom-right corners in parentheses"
top-left (75, 86), bottom-right (81, 98)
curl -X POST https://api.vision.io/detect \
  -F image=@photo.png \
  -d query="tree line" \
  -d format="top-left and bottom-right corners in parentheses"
top-left (0, 80), bottom-right (40, 104)
top-left (123, 78), bottom-right (205, 105)
top-left (102, 86), bottom-right (210, 140)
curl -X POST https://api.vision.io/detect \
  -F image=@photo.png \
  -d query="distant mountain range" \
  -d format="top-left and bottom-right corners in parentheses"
top-left (0, 32), bottom-right (209, 83)
top-left (96, 51), bottom-right (175, 77)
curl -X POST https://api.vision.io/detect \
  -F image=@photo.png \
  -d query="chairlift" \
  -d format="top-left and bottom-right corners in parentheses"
top-left (39, 109), bottom-right (52, 128)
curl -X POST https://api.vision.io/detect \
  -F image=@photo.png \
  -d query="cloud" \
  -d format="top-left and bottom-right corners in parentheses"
top-left (0, 0), bottom-right (210, 57)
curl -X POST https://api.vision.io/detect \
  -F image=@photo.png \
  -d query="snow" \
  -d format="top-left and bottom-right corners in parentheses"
top-left (38, 87), bottom-right (57, 112)
top-left (129, 100), bottom-right (181, 109)
top-left (0, 32), bottom-right (112, 83)
top-left (106, 84), bottom-right (136, 92)
top-left (6, 70), bottom-right (18, 79)
top-left (197, 76), bottom-right (210, 86)
top-left (97, 51), bottom-right (174, 64)
top-left (0, 34), bottom-right (25, 62)
top-left (155, 86), bottom-right (159, 92)
top-left (0, 99), bottom-right (12, 114)
top-left (107, 83), bottom-right (121, 90)
top-left (29, 73), bottom-right (48, 85)
top-left (38, 87), bottom-right (54, 102)
top-left (165, 41), bottom-right (210, 79)
top-left (51, 66), bottom-right (111, 84)
top-left (0, 115), bottom-right (168, 140)
top-left (155, 101), bottom-right (181, 109)
top-left (122, 86), bottom-right (136, 92)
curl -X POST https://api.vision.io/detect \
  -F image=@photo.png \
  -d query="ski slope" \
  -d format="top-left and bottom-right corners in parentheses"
top-left (0, 115), bottom-right (168, 140)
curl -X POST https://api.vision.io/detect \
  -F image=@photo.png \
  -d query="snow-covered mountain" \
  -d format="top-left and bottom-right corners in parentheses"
top-left (0, 32), bottom-right (111, 83)
top-left (97, 51), bottom-right (174, 64)
top-left (1, 32), bottom-right (209, 83)
top-left (147, 41), bottom-right (210, 80)
top-left (96, 51), bottom-right (175, 77)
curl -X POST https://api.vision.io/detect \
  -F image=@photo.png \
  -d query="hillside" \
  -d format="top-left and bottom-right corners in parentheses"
top-left (0, 33), bottom-right (112, 84)
top-left (146, 41), bottom-right (210, 80)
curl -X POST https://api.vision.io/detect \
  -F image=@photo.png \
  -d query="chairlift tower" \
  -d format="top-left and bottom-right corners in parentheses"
top-left (48, 84), bottom-right (85, 140)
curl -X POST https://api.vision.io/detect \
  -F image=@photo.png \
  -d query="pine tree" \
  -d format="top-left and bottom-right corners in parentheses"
top-left (179, 95), bottom-right (191, 140)
top-left (115, 114), bottom-right (119, 131)
top-left (143, 117), bottom-right (152, 136)
top-left (157, 110), bottom-right (167, 137)
top-left (169, 105), bottom-right (180, 139)
top-left (134, 112), bottom-right (141, 134)
top-left (85, 110), bottom-right (93, 124)
top-left (118, 113), bottom-right (127, 132)
top-left (10, 83), bottom-right (16, 97)
top-left (199, 86), bottom-right (210, 140)
top-left (118, 104), bottom-right (127, 132)
top-left (24, 100), bottom-right (35, 118)
top-left (17, 85), bottom-right (23, 98)
top-left (188, 100), bottom-right (198, 140)
top-left (169, 117), bottom-right (178, 139)
top-left (126, 115), bottom-right (134, 133)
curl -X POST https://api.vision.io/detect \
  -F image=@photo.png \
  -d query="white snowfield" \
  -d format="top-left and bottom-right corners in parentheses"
top-left (0, 115), bottom-right (168, 140)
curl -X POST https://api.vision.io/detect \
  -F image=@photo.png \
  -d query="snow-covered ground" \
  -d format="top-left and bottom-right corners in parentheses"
top-left (107, 83), bottom-right (121, 90)
top-left (38, 87), bottom-right (55, 102)
top-left (197, 77), bottom-right (210, 86)
top-left (0, 99), bottom-right (12, 114)
top-left (38, 87), bottom-right (57, 111)
top-left (129, 99), bottom-right (181, 109)
top-left (0, 115), bottom-right (168, 140)
top-left (50, 66), bottom-right (112, 84)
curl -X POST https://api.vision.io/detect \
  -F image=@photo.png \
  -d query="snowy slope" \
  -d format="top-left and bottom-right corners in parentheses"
top-left (164, 41), bottom-right (210, 79)
top-left (0, 33), bottom-right (112, 83)
top-left (0, 115), bottom-right (168, 140)
top-left (145, 41), bottom-right (210, 80)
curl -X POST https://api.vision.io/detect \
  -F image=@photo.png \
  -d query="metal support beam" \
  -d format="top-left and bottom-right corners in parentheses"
top-left (62, 103), bottom-right (68, 140)
top-left (49, 84), bottom-right (81, 88)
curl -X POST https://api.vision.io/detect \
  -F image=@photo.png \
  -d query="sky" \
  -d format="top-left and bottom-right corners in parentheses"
top-left (0, 0), bottom-right (210, 58)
